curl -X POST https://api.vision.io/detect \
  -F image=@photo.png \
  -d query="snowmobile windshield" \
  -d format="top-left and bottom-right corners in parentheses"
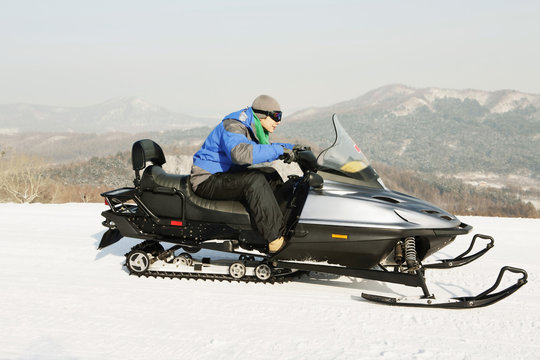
top-left (317, 114), bottom-right (385, 189)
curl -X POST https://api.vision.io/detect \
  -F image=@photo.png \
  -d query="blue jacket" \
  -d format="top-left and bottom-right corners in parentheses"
top-left (192, 107), bottom-right (293, 175)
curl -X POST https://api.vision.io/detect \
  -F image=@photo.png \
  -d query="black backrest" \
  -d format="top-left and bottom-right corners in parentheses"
top-left (132, 139), bottom-right (166, 171)
top-left (132, 139), bottom-right (166, 187)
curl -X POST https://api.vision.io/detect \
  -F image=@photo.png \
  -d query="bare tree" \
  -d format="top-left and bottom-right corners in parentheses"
top-left (0, 151), bottom-right (49, 203)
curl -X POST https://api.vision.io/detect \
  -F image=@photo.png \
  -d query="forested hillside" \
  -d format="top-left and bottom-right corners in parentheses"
top-left (282, 98), bottom-right (539, 179)
top-left (0, 147), bottom-right (535, 217)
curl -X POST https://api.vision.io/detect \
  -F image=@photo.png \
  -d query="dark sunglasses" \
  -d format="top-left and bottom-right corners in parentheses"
top-left (253, 108), bottom-right (282, 122)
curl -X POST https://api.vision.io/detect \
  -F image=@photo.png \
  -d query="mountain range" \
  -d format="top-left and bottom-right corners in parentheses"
top-left (0, 97), bottom-right (214, 134)
top-left (1, 85), bottom-right (539, 184)
top-left (2, 85), bottom-right (539, 133)
top-left (288, 84), bottom-right (540, 120)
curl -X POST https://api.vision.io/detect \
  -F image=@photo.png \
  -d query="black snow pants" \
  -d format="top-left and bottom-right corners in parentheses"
top-left (194, 168), bottom-right (286, 243)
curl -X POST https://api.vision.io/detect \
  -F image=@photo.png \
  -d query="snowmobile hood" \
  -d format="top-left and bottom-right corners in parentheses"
top-left (299, 179), bottom-right (462, 230)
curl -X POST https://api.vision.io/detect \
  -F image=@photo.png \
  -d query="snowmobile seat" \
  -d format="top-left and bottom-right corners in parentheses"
top-left (139, 166), bottom-right (250, 224)
top-left (140, 165), bottom-right (184, 190)
top-left (132, 139), bottom-right (251, 225)
top-left (180, 175), bottom-right (251, 225)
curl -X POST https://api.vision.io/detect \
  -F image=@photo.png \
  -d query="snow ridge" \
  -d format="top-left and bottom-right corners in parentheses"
top-left (289, 84), bottom-right (540, 119)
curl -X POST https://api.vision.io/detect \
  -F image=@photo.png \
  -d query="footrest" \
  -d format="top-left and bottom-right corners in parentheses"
top-left (200, 240), bottom-right (239, 252)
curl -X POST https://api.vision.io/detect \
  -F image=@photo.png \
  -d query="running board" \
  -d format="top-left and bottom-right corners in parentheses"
top-left (424, 234), bottom-right (494, 269)
top-left (360, 266), bottom-right (528, 309)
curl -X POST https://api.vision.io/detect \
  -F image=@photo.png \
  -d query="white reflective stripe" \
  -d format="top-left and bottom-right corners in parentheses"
top-left (238, 111), bottom-right (248, 121)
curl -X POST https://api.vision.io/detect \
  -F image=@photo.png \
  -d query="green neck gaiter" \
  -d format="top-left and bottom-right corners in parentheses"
top-left (252, 113), bottom-right (270, 144)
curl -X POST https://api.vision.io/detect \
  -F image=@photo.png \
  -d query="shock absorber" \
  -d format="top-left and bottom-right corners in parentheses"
top-left (394, 241), bottom-right (404, 264)
top-left (404, 237), bottom-right (420, 272)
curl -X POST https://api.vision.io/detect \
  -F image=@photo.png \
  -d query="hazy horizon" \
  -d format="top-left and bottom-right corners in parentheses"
top-left (2, 0), bottom-right (539, 117)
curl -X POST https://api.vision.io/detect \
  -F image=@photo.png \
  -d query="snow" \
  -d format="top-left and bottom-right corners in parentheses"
top-left (397, 138), bottom-right (412, 156)
top-left (289, 108), bottom-right (319, 121)
top-left (490, 92), bottom-right (535, 114)
top-left (0, 203), bottom-right (539, 360)
top-left (43, 135), bottom-right (69, 144)
top-left (391, 98), bottom-right (429, 116)
top-left (0, 128), bottom-right (19, 135)
top-left (423, 88), bottom-right (491, 106)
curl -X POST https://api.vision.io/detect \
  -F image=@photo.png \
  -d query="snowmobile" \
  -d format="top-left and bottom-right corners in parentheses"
top-left (98, 114), bottom-right (527, 308)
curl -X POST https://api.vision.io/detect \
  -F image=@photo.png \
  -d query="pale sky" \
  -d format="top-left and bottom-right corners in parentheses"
top-left (1, 0), bottom-right (539, 117)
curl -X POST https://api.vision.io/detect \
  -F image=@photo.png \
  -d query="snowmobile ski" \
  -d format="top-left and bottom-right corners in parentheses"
top-left (360, 266), bottom-right (528, 308)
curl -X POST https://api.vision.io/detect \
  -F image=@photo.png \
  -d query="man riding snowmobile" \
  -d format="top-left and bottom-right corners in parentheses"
top-left (97, 113), bottom-right (528, 308)
top-left (190, 95), bottom-right (295, 253)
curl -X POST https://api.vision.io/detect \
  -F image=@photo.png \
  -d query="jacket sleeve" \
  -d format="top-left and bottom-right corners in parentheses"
top-left (271, 142), bottom-right (294, 150)
top-left (220, 123), bottom-right (284, 165)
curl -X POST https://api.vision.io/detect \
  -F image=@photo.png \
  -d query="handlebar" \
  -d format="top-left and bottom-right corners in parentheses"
top-left (279, 147), bottom-right (319, 174)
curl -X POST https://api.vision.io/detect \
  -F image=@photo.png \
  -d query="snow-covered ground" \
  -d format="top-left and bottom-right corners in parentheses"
top-left (0, 203), bottom-right (538, 360)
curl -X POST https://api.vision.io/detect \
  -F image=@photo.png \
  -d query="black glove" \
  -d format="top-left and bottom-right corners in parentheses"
top-left (280, 147), bottom-right (296, 164)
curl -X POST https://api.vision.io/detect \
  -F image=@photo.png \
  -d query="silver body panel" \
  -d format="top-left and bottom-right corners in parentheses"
top-left (299, 180), bottom-right (461, 230)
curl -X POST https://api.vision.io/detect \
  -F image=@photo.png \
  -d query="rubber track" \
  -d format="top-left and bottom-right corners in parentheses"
top-left (126, 267), bottom-right (302, 284)
top-left (125, 240), bottom-right (304, 284)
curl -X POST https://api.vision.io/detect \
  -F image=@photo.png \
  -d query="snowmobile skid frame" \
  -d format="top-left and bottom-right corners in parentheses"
top-left (122, 240), bottom-right (303, 284)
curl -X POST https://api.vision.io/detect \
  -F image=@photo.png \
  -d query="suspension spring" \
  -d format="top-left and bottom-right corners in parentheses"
top-left (404, 237), bottom-right (420, 272)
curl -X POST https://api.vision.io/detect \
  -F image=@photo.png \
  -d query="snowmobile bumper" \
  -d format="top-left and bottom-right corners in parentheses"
top-left (361, 266), bottom-right (528, 309)
top-left (424, 234), bottom-right (494, 269)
